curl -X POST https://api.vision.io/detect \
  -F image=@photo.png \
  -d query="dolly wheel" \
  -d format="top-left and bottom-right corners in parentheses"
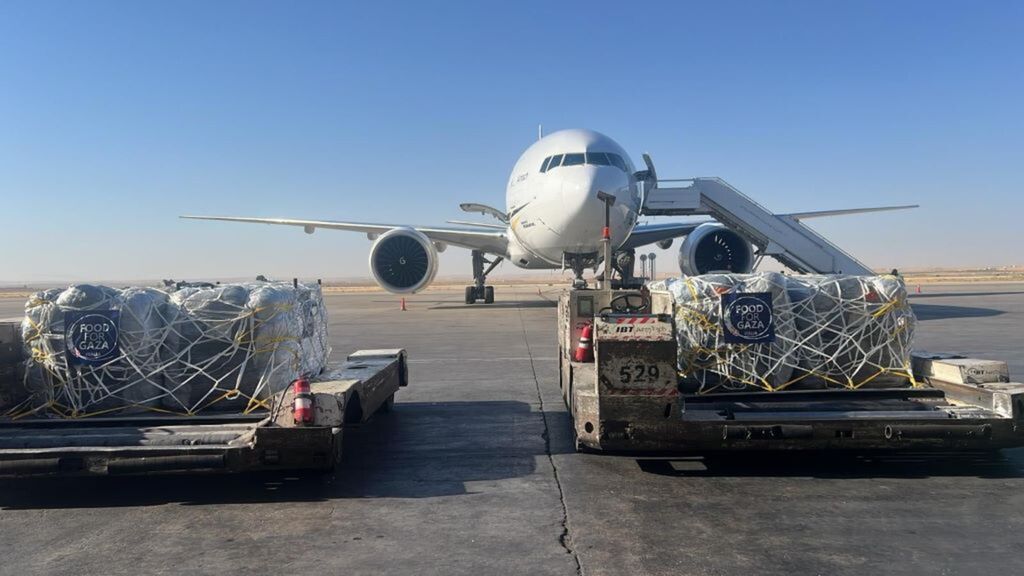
top-left (380, 393), bottom-right (396, 413)
top-left (574, 434), bottom-right (586, 453)
top-left (317, 427), bottom-right (344, 474)
top-left (484, 286), bottom-right (495, 304)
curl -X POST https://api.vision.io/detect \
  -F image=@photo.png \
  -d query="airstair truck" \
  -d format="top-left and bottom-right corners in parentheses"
top-left (559, 285), bottom-right (1024, 453)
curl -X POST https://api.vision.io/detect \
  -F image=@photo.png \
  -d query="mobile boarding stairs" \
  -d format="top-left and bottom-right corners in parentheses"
top-left (638, 159), bottom-right (878, 275)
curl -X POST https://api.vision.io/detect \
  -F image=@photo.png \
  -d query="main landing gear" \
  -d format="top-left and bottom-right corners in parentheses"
top-left (465, 250), bottom-right (502, 304)
top-left (465, 285), bottom-right (494, 304)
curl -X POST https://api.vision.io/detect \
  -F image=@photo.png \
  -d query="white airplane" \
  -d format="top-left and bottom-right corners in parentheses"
top-left (182, 128), bottom-right (914, 304)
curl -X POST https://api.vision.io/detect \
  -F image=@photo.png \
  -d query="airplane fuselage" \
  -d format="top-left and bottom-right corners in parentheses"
top-left (503, 129), bottom-right (641, 269)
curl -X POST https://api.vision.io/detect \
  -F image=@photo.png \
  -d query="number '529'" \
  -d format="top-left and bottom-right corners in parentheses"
top-left (619, 364), bottom-right (660, 384)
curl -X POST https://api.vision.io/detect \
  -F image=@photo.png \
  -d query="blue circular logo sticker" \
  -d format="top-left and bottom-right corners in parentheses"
top-left (65, 311), bottom-right (121, 365)
top-left (721, 292), bottom-right (775, 344)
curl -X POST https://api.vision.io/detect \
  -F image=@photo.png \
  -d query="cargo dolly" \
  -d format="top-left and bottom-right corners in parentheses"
top-left (559, 287), bottom-right (1024, 453)
top-left (0, 322), bottom-right (408, 478)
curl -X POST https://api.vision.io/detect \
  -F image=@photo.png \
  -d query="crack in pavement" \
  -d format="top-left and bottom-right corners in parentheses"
top-left (514, 288), bottom-right (584, 576)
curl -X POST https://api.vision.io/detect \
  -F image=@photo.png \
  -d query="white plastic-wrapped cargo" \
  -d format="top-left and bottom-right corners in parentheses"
top-left (650, 273), bottom-right (915, 393)
top-left (10, 281), bottom-right (330, 418)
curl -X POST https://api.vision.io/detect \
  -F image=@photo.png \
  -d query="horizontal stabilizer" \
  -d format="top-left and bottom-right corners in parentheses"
top-left (459, 203), bottom-right (508, 223)
top-left (782, 205), bottom-right (919, 220)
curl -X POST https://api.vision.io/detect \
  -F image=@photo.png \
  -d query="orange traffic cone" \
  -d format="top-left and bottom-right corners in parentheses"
top-left (574, 323), bottom-right (594, 362)
top-left (400, 297), bottom-right (407, 311)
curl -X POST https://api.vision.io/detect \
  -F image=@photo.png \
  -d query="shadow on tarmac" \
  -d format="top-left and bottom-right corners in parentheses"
top-left (0, 401), bottom-right (572, 510)
top-left (636, 449), bottom-right (1024, 479)
top-left (911, 302), bottom-right (1003, 320)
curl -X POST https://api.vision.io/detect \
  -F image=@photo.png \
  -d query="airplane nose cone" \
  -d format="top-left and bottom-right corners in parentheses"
top-left (557, 166), bottom-right (631, 251)
top-left (560, 166), bottom-right (604, 219)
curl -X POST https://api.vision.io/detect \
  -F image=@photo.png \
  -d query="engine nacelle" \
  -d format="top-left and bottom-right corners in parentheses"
top-left (369, 228), bottom-right (439, 294)
top-left (678, 223), bottom-right (755, 276)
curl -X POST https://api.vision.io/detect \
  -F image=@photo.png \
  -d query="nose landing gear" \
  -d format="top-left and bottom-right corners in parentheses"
top-left (562, 250), bottom-right (642, 289)
top-left (465, 250), bottom-right (502, 304)
top-left (564, 251), bottom-right (599, 289)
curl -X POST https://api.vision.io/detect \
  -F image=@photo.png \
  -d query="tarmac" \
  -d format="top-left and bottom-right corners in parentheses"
top-left (1, 282), bottom-right (1023, 575)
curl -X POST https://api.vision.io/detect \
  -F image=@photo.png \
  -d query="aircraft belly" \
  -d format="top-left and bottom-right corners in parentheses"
top-left (508, 232), bottom-right (560, 268)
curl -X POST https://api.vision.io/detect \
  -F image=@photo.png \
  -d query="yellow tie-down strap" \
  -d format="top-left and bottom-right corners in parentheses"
top-left (665, 274), bottom-right (917, 394)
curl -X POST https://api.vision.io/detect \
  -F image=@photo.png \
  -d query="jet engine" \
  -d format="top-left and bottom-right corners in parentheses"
top-left (678, 223), bottom-right (755, 275)
top-left (369, 228), bottom-right (439, 294)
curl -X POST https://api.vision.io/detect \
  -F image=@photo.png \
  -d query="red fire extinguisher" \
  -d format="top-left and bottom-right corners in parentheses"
top-left (292, 376), bottom-right (314, 425)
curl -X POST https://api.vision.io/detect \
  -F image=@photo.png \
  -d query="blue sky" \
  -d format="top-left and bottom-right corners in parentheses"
top-left (1, 1), bottom-right (1021, 282)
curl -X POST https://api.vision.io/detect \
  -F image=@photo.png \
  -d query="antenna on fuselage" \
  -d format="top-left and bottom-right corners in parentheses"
top-left (538, 124), bottom-right (543, 141)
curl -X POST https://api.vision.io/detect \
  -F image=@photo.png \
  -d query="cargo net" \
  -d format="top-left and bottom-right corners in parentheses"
top-left (649, 272), bottom-right (916, 394)
top-left (6, 281), bottom-right (330, 419)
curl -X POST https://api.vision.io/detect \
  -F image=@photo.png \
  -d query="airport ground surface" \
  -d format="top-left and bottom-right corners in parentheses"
top-left (1, 283), bottom-right (1024, 575)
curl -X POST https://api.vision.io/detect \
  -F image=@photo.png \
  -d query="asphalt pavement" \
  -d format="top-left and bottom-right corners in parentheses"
top-left (1, 283), bottom-right (1023, 575)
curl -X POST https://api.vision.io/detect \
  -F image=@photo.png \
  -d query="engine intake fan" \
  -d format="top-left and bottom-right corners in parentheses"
top-left (369, 228), bottom-right (439, 293)
top-left (678, 223), bottom-right (755, 275)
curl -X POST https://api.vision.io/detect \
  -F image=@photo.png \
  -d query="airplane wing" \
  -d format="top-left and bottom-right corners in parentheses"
top-left (620, 204), bottom-right (916, 251)
top-left (781, 205), bottom-right (919, 220)
top-left (445, 219), bottom-right (507, 230)
top-left (180, 215), bottom-right (509, 256)
top-left (619, 221), bottom-right (707, 251)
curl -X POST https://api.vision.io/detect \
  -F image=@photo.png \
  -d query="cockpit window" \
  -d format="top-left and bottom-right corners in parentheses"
top-left (607, 153), bottom-right (627, 171)
top-left (544, 152), bottom-right (630, 174)
top-left (562, 153), bottom-right (585, 167)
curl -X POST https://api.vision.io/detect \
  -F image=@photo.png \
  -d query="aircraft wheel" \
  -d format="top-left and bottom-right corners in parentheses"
top-left (464, 286), bottom-right (476, 304)
top-left (484, 286), bottom-right (495, 304)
